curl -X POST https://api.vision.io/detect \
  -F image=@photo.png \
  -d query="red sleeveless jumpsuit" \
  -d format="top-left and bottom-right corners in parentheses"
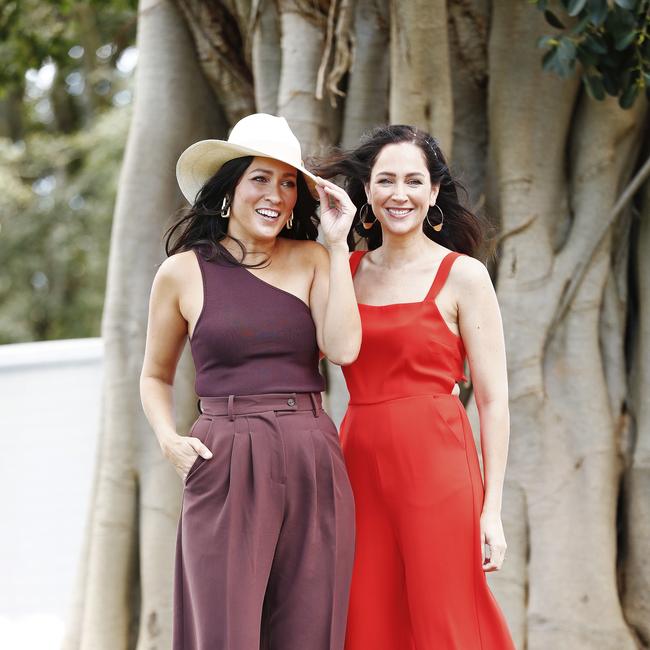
top-left (340, 251), bottom-right (515, 650)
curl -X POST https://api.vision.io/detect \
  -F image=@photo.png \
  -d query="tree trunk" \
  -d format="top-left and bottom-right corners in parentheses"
top-left (63, 1), bottom-right (224, 648)
top-left (252, 0), bottom-right (282, 114)
top-left (487, 5), bottom-right (579, 641)
top-left (448, 0), bottom-right (488, 205)
top-left (489, 2), bottom-right (647, 647)
top-left (340, 0), bottom-right (389, 148)
top-left (389, 0), bottom-right (453, 151)
top-left (277, 0), bottom-right (340, 153)
top-left (623, 181), bottom-right (650, 646)
top-left (175, 0), bottom-right (255, 123)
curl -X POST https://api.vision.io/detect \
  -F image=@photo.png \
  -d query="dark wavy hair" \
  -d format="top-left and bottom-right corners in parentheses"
top-left (311, 125), bottom-right (486, 257)
top-left (165, 156), bottom-right (319, 266)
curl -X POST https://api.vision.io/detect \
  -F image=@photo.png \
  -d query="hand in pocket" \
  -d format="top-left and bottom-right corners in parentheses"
top-left (163, 433), bottom-right (213, 480)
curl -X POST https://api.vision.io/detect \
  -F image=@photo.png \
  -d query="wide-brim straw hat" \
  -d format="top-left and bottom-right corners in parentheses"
top-left (176, 113), bottom-right (319, 204)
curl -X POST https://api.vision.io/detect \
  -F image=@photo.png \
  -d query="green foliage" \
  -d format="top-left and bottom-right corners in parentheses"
top-left (0, 0), bottom-right (137, 343)
top-left (0, 106), bottom-right (130, 343)
top-left (0, 0), bottom-right (137, 96)
top-left (0, 0), bottom-right (137, 140)
top-left (533, 0), bottom-right (650, 108)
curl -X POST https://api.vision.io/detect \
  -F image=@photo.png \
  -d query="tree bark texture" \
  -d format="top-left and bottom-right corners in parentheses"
top-left (63, 1), bottom-right (224, 649)
top-left (623, 180), bottom-right (650, 647)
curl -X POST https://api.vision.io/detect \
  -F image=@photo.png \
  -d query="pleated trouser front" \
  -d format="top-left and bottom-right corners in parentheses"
top-left (173, 392), bottom-right (355, 650)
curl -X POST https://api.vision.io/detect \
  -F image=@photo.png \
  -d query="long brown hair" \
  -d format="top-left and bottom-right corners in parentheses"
top-left (311, 125), bottom-right (486, 257)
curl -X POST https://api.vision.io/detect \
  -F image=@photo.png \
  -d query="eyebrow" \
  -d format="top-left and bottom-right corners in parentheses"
top-left (375, 171), bottom-right (425, 178)
top-left (249, 168), bottom-right (297, 178)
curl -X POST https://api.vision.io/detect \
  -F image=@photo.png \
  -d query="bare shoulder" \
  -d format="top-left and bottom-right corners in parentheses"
top-left (287, 238), bottom-right (327, 256)
top-left (154, 250), bottom-right (199, 290)
top-left (282, 238), bottom-right (328, 265)
top-left (449, 255), bottom-right (494, 294)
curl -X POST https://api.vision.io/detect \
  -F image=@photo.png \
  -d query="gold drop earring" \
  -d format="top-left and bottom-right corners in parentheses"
top-left (360, 203), bottom-right (377, 230)
top-left (426, 204), bottom-right (444, 232)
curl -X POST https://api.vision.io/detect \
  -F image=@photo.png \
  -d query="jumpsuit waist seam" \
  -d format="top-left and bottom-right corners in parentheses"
top-left (348, 392), bottom-right (458, 406)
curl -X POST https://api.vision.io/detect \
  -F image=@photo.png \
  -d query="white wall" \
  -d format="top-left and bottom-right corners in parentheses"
top-left (0, 338), bottom-right (103, 650)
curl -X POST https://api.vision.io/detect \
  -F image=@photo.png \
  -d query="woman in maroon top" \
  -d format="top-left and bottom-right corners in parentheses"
top-left (140, 114), bottom-right (360, 650)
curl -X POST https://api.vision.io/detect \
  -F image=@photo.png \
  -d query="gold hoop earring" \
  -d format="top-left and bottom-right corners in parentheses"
top-left (287, 211), bottom-right (294, 229)
top-left (426, 204), bottom-right (444, 232)
top-left (220, 196), bottom-right (231, 218)
top-left (360, 203), bottom-right (377, 230)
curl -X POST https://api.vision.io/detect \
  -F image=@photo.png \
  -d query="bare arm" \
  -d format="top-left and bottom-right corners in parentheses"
top-left (456, 257), bottom-right (510, 571)
top-left (309, 178), bottom-right (362, 365)
top-left (139, 255), bottom-right (212, 478)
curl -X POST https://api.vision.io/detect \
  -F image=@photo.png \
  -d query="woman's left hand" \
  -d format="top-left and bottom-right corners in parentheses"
top-left (315, 177), bottom-right (357, 249)
top-left (480, 510), bottom-right (507, 572)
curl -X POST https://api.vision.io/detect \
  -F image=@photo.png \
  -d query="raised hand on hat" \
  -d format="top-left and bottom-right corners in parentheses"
top-left (307, 176), bottom-right (361, 366)
top-left (315, 177), bottom-right (357, 250)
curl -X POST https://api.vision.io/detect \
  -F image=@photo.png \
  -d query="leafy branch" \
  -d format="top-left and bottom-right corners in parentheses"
top-left (533, 0), bottom-right (650, 108)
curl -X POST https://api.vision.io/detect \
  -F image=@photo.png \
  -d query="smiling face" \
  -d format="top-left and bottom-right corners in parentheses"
top-left (228, 156), bottom-right (298, 242)
top-left (366, 142), bottom-right (439, 237)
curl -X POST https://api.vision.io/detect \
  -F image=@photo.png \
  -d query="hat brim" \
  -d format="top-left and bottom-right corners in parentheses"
top-left (176, 139), bottom-right (319, 204)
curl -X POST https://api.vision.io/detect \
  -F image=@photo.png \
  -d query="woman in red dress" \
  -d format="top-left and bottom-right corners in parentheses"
top-left (316, 126), bottom-right (515, 649)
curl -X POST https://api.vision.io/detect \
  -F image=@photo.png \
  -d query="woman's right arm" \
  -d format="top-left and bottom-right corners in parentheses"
top-left (139, 256), bottom-right (212, 479)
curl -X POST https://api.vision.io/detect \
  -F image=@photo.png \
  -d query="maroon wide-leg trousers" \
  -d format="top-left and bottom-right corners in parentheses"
top-left (173, 393), bottom-right (355, 650)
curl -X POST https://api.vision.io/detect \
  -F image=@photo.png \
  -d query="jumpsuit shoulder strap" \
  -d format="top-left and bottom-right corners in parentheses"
top-left (349, 251), bottom-right (366, 278)
top-left (425, 252), bottom-right (463, 302)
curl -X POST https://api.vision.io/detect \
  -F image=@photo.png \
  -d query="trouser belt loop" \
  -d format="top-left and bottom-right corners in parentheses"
top-left (227, 394), bottom-right (235, 421)
top-left (309, 392), bottom-right (319, 418)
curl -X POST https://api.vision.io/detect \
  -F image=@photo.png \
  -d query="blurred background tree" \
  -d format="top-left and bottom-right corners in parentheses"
top-left (0, 0), bottom-right (136, 343)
